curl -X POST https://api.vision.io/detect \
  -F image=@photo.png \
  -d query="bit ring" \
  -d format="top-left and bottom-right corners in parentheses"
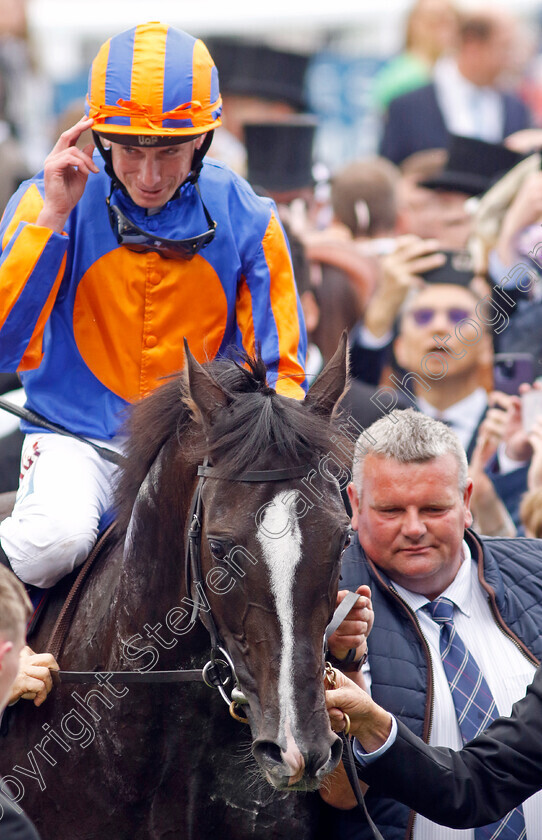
top-left (229, 701), bottom-right (249, 724)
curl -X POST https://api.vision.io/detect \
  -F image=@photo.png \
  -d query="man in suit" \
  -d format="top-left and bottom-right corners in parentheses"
top-left (381, 258), bottom-right (532, 527)
top-left (380, 9), bottom-right (531, 165)
top-left (326, 637), bottom-right (542, 829)
top-left (0, 565), bottom-right (41, 839)
top-left (322, 409), bottom-right (542, 838)
top-left (355, 244), bottom-right (492, 458)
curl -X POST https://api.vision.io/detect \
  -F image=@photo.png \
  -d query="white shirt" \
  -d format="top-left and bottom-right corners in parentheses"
top-left (433, 57), bottom-right (504, 143)
top-left (387, 542), bottom-right (540, 839)
top-left (417, 387), bottom-right (487, 452)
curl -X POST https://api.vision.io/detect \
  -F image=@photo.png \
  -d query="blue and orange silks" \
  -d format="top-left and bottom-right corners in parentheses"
top-left (0, 155), bottom-right (307, 440)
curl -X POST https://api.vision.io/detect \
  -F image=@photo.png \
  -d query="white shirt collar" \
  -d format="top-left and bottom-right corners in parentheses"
top-left (433, 57), bottom-right (503, 143)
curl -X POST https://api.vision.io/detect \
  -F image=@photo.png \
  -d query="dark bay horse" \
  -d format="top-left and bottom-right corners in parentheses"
top-left (0, 338), bottom-right (352, 840)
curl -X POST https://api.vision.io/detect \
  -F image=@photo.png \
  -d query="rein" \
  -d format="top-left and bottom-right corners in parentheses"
top-left (339, 730), bottom-right (385, 840)
top-left (0, 396), bottom-right (124, 466)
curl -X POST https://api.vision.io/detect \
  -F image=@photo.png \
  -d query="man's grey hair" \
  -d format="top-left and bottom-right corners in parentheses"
top-left (352, 408), bottom-right (469, 495)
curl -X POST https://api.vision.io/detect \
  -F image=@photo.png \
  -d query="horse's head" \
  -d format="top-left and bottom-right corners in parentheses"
top-left (184, 337), bottom-right (351, 791)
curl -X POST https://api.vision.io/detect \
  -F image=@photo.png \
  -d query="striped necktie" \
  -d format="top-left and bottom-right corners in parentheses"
top-left (425, 597), bottom-right (526, 839)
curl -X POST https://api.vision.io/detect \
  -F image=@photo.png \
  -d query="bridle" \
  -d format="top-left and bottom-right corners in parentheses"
top-left (55, 459), bottom-right (345, 712)
top-left (184, 459), bottom-right (314, 722)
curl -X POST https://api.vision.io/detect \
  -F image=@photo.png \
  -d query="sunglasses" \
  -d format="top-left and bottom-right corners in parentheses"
top-left (106, 184), bottom-right (217, 260)
top-left (409, 307), bottom-right (472, 327)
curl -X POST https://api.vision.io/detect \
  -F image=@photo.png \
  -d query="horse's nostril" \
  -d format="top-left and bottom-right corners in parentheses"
top-left (253, 740), bottom-right (283, 769)
top-left (306, 735), bottom-right (343, 776)
top-left (329, 734), bottom-right (343, 767)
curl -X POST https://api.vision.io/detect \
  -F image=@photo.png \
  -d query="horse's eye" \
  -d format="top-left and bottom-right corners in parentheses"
top-left (208, 539), bottom-right (228, 561)
top-left (341, 531), bottom-right (352, 553)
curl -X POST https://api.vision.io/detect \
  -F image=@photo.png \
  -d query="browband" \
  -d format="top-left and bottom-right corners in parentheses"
top-left (197, 465), bottom-right (312, 482)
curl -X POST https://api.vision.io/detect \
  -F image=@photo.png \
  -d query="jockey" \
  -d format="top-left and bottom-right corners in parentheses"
top-left (0, 22), bottom-right (307, 595)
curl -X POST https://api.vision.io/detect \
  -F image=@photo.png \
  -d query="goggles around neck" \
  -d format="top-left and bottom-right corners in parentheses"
top-left (106, 182), bottom-right (217, 260)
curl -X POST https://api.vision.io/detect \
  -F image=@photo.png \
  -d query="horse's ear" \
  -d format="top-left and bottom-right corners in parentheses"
top-left (184, 339), bottom-right (229, 427)
top-left (303, 330), bottom-right (349, 417)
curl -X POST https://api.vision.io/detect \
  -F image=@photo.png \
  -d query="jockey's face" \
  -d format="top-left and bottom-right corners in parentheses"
top-left (111, 136), bottom-right (205, 208)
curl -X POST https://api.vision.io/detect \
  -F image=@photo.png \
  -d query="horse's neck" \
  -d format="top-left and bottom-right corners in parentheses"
top-left (110, 439), bottom-right (199, 653)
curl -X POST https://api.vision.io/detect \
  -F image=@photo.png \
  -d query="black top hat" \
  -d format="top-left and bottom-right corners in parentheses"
top-left (421, 250), bottom-right (475, 287)
top-left (419, 135), bottom-right (525, 196)
top-left (203, 38), bottom-right (309, 110)
top-left (244, 116), bottom-right (318, 194)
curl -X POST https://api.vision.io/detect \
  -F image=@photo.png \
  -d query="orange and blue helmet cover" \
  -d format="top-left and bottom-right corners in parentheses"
top-left (86, 22), bottom-right (222, 144)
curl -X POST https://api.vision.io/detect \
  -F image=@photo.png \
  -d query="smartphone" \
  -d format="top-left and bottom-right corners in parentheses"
top-left (421, 250), bottom-right (474, 287)
top-left (493, 353), bottom-right (535, 395)
top-left (521, 388), bottom-right (542, 432)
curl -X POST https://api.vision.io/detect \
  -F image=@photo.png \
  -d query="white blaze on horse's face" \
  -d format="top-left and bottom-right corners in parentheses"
top-left (256, 489), bottom-right (305, 786)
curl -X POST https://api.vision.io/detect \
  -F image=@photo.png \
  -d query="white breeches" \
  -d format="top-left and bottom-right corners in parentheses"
top-left (0, 433), bottom-right (121, 588)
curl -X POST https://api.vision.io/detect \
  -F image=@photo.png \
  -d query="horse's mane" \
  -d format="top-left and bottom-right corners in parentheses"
top-left (114, 352), bottom-right (348, 533)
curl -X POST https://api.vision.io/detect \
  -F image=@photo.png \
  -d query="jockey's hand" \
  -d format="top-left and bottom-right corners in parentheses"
top-left (327, 585), bottom-right (373, 663)
top-left (8, 646), bottom-right (59, 707)
top-left (37, 116), bottom-right (98, 233)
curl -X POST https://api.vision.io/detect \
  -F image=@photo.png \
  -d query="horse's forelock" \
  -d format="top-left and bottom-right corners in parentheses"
top-left (114, 352), bottom-right (349, 531)
top-left (200, 391), bottom-right (332, 476)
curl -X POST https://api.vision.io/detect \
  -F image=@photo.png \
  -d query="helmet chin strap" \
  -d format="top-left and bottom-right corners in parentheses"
top-left (92, 132), bottom-right (118, 186)
top-left (183, 131), bottom-right (214, 186)
top-left (92, 130), bottom-right (215, 201)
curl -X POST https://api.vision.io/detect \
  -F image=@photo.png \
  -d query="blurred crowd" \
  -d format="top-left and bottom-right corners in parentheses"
top-left (202, 1), bottom-right (542, 543)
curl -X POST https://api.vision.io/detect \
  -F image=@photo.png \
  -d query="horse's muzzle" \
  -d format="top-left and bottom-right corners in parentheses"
top-left (252, 733), bottom-right (343, 791)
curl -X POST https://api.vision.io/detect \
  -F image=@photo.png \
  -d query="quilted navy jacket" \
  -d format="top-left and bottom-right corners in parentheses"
top-left (329, 529), bottom-right (542, 840)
